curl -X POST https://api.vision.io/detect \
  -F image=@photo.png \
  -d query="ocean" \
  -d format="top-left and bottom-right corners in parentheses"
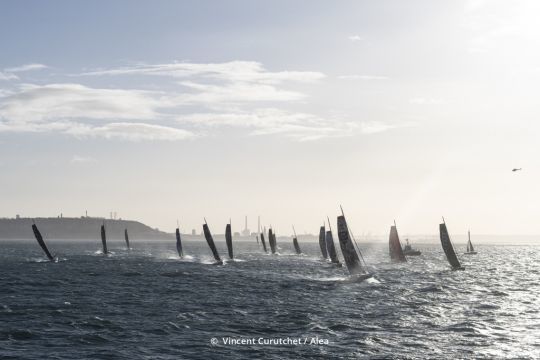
top-left (0, 239), bottom-right (538, 359)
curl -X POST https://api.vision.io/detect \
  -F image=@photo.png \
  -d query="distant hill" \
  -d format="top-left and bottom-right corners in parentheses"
top-left (0, 217), bottom-right (173, 240)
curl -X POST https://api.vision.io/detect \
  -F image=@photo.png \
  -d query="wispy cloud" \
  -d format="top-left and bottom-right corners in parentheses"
top-left (5, 63), bottom-right (48, 73)
top-left (70, 155), bottom-right (97, 164)
top-left (177, 81), bottom-right (306, 104)
top-left (0, 72), bottom-right (18, 81)
top-left (409, 97), bottom-right (444, 105)
top-left (66, 122), bottom-right (195, 141)
top-left (178, 108), bottom-right (407, 141)
top-left (348, 35), bottom-right (363, 42)
top-left (0, 61), bottom-right (411, 142)
top-left (0, 83), bottom-right (163, 123)
top-left (338, 75), bottom-right (389, 80)
top-left (81, 61), bottom-right (325, 84)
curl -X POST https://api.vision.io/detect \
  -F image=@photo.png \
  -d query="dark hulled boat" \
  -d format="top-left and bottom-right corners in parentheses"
top-left (319, 225), bottom-right (328, 260)
top-left (336, 208), bottom-right (372, 280)
top-left (202, 219), bottom-right (223, 265)
top-left (225, 222), bottom-right (234, 260)
top-left (439, 219), bottom-right (464, 270)
top-left (403, 239), bottom-right (421, 256)
top-left (31, 223), bottom-right (55, 262)
top-left (389, 222), bottom-right (406, 262)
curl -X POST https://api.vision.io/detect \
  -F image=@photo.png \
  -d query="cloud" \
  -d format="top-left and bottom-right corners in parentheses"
top-left (0, 72), bottom-right (18, 81)
top-left (66, 122), bottom-right (195, 141)
top-left (348, 35), bottom-right (363, 42)
top-left (177, 81), bottom-right (306, 104)
top-left (409, 97), bottom-right (444, 105)
top-left (5, 63), bottom-right (48, 73)
top-left (338, 75), bottom-right (389, 80)
top-left (178, 108), bottom-right (354, 141)
top-left (0, 83), bottom-right (163, 123)
top-left (81, 61), bottom-right (325, 84)
top-left (178, 108), bottom-right (408, 141)
top-left (0, 83), bottom-right (195, 141)
top-left (70, 155), bottom-right (97, 164)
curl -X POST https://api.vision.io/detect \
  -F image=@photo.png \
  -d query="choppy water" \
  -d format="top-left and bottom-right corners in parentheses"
top-left (1, 239), bottom-right (539, 359)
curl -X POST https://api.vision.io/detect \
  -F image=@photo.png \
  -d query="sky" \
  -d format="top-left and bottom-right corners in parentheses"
top-left (1, 0), bottom-right (539, 236)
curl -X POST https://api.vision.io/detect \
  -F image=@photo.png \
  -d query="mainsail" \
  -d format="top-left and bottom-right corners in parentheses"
top-left (225, 222), bottom-right (234, 259)
top-left (337, 214), bottom-right (367, 275)
top-left (325, 217), bottom-right (341, 265)
top-left (175, 227), bottom-right (183, 257)
top-left (203, 221), bottom-right (222, 263)
top-left (268, 228), bottom-right (276, 254)
top-left (260, 232), bottom-right (268, 253)
top-left (389, 224), bottom-right (406, 262)
top-left (292, 226), bottom-right (301, 254)
top-left (31, 224), bottom-right (54, 261)
top-left (439, 221), bottom-right (462, 269)
top-left (319, 225), bottom-right (328, 259)
top-left (325, 231), bottom-right (341, 264)
top-left (101, 223), bottom-right (108, 255)
top-left (124, 228), bottom-right (130, 250)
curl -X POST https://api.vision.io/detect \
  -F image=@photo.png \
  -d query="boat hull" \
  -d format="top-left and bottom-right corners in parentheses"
top-left (463, 251), bottom-right (477, 255)
top-left (404, 250), bottom-right (422, 256)
top-left (350, 273), bottom-right (374, 282)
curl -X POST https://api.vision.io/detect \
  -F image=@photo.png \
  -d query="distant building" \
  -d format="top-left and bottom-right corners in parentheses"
top-left (192, 229), bottom-right (196, 235)
top-left (233, 231), bottom-right (241, 237)
top-left (15, 214), bottom-right (20, 219)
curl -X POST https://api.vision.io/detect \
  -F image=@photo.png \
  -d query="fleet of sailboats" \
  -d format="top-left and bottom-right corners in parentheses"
top-left (27, 211), bottom-right (479, 278)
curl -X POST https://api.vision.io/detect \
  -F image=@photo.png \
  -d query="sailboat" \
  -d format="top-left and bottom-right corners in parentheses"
top-left (336, 207), bottom-right (373, 280)
top-left (260, 230), bottom-right (268, 253)
top-left (389, 221), bottom-right (406, 262)
top-left (464, 230), bottom-right (477, 255)
top-left (124, 228), bottom-right (130, 250)
top-left (225, 220), bottom-right (234, 260)
top-left (31, 222), bottom-right (56, 262)
top-left (268, 228), bottom-right (277, 254)
top-left (202, 219), bottom-right (223, 265)
top-left (325, 217), bottom-right (342, 267)
top-left (439, 218), bottom-right (464, 270)
top-left (292, 226), bottom-right (302, 255)
top-left (101, 222), bottom-right (108, 255)
top-left (175, 222), bottom-right (183, 258)
top-left (318, 225), bottom-right (328, 260)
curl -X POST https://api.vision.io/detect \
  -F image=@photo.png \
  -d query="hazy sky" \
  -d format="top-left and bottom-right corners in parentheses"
top-left (1, 0), bottom-right (539, 236)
